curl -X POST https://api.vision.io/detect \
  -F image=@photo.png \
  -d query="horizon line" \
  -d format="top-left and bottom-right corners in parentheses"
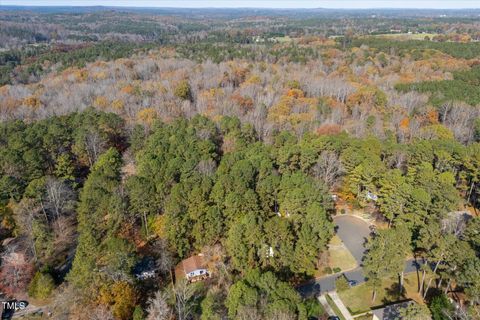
top-left (2, 5), bottom-right (480, 9)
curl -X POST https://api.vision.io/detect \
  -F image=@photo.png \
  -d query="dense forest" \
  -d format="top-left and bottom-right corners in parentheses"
top-left (0, 6), bottom-right (480, 320)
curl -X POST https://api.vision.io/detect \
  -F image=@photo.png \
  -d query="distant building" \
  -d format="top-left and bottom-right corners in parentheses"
top-left (175, 254), bottom-right (209, 283)
top-left (372, 301), bottom-right (413, 320)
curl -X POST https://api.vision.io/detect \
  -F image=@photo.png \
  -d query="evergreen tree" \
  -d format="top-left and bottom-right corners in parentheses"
top-left (68, 148), bottom-right (132, 295)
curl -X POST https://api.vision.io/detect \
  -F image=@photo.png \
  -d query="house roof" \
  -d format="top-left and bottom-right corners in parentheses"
top-left (175, 255), bottom-right (206, 280)
top-left (372, 301), bottom-right (412, 320)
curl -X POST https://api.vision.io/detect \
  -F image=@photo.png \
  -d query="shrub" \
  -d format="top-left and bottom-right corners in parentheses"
top-left (335, 275), bottom-right (349, 292)
top-left (28, 271), bottom-right (55, 299)
top-left (174, 80), bottom-right (192, 101)
top-left (132, 305), bottom-right (144, 320)
top-left (429, 293), bottom-right (454, 320)
top-left (304, 297), bottom-right (324, 317)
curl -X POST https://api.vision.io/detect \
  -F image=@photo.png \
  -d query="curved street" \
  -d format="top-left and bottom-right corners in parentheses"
top-left (334, 215), bottom-right (370, 265)
top-left (298, 215), bottom-right (420, 297)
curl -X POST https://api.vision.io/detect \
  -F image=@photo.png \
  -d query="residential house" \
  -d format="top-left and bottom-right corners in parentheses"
top-left (372, 301), bottom-right (413, 320)
top-left (174, 254), bottom-right (209, 283)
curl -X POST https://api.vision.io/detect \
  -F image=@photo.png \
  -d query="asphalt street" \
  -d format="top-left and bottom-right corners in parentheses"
top-left (297, 215), bottom-right (422, 297)
top-left (334, 215), bottom-right (371, 264)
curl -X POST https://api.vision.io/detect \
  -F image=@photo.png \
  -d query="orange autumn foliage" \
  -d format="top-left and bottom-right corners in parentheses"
top-left (426, 110), bottom-right (439, 124)
top-left (121, 85), bottom-right (135, 95)
top-left (23, 96), bottom-right (41, 108)
top-left (231, 94), bottom-right (254, 111)
top-left (316, 123), bottom-right (342, 135)
top-left (286, 88), bottom-right (305, 99)
top-left (399, 117), bottom-right (410, 130)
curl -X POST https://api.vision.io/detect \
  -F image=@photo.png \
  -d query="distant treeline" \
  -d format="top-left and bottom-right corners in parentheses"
top-left (396, 65), bottom-right (480, 106)
top-left (347, 37), bottom-right (480, 59)
top-left (0, 42), bottom-right (155, 85)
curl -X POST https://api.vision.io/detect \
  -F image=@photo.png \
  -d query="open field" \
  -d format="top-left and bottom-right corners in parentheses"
top-left (270, 36), bottom-right (294, 43)
top-left (372, 33), bottom-right (438, 40)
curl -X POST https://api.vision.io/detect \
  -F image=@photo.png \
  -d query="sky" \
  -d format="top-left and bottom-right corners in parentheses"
top-left (1, 0), bottom-right (480, 9)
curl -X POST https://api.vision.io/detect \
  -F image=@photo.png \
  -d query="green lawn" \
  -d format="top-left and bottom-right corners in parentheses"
top-left (328, 235), bottom-right (357, 272)
top-left (355, 314), bottom-right (373, 320)
top-left (338, 273), bottom-right (424, 315)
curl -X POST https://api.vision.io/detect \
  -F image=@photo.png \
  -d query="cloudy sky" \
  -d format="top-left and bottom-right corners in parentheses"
top-left (1, 0), bottom-right (479, 8)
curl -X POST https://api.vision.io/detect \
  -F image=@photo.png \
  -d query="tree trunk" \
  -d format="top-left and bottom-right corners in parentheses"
top-left (445, 279), bottom-right (451, 295)
top-left (143, 211), bottom-right (149, 237)
top-left (40, 200), bottom-right (48, 223)
top-left (372, 288), bottom-right (377, 303)
top-left (419, 259), bottom-right (428, 294)
top-left (424, 260), bottom-right (441, 299)
top-left (467, 180), bottom-right (474, 201)
top-left (399, 272), bottom-right (404, 295)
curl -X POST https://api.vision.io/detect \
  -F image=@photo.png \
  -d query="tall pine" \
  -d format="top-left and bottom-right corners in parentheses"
top-left (68, 148), bottom-right (128, 294)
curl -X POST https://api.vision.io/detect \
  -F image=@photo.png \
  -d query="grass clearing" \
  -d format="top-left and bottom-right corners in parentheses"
top-left (272, 36), bottom-right (293, 43)
top-left (328, 235), bottom-right (358, 272)
top-left (338, 272), bottom-right (424, 315)
top-left (372, 33), bottom-right (438, 40)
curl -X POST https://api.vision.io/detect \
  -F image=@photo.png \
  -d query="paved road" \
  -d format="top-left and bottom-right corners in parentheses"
top-left (297, 215), bottom-right (422, 297)
top-left (334, 215), bottom-right (370, 265)
top-left (298, 259), bottom-right (422, 297)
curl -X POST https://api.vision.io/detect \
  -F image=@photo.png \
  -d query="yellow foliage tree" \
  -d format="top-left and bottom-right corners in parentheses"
top-left (346, 86), bottom-right (387, 110)
top-left (111, 99), bottom-right (125, 111)
top-left (137, 108), bottom-right (158, 126)
top-left (98, 281), bottom-right (137, 320)
top-left (152, 215), bottom-right (167, 238)
top-left (93, 96), bottom-right (109, 109)
top-left (23, 96), bottom-right (41, 108)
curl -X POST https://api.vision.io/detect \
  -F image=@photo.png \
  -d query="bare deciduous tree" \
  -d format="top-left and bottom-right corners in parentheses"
top-left (269, 310), bottom-right (297, 320)
top-left (312, 151), bottom-right (344, 188)
top-left (174, 279), bottom-right (198, 320)
top-left (84, 131), bottom-right (106, 167)
top-left (44, 176), bottom-right (75, 226)
top-left (151, 239), bottom-right (174, 275)
top-left (236, 306), bottom-right (262, 320)
top-left (146, 291), bottom-right (172, 320)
